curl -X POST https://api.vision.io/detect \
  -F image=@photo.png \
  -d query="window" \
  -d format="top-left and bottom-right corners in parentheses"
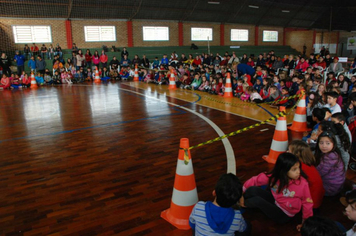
top-left (231, 29), bottom-right (248, 41)
top-left (143, 27), bottom-right (169, 41)
top-left (191, 28), bottom-right (213, 41)
top-left (12, 25), bottom-right (52, 44)
top-left (263, 30), bottom-right (278, 42)
top-left (84, 26), bottom-right (116, 42)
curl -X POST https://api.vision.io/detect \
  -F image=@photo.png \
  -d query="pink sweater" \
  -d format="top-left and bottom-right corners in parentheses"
top-left (243, 173), bottom-right (313, 220)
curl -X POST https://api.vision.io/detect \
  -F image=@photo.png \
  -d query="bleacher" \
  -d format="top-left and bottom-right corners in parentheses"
top-left (15, 45), bottom-right (301, 73)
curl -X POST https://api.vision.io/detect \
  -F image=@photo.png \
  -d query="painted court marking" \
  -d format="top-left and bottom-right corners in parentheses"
top-left (119, 88), bottom-right (236, 175)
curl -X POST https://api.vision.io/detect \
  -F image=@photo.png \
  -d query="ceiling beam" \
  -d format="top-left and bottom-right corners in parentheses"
top-left (225, 0), bottom-right (249, 24)
top-left (284, 0), bottom-right (310, 28)
top-left (129, 0), bottom-right (143, 21)
top-left (255, 0), bottom-right (276, 26)
top-left (67, 0), bottom-right (73, 19)
top-left (180, 0), bottom-right (200, 22)
top-left (0, 0), bottom-right (68, 6)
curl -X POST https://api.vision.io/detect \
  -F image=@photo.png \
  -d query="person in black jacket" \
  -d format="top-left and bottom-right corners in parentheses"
top-left (121, 47), bottom-right (129, 59)
top-left (0, 53), bottom-right (12, 76)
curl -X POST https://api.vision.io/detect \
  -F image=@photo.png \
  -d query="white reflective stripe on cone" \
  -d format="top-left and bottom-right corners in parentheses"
top-left (293, 113), bottom-right (307, 122)
top-left (176, 159), bottom-right (194, 176)
top-left (226, 78), bottom-right (231, 84)
top-left (297, 99), bottom-right (306, 108)
top-left (225, 87), bottom-right (232, 92)
top-left (31, 81), bottom-right (36, 84)
top-left (275, 120), bottom-right (287, 131)
top-left (270, 140), bottom-right (288, 152)
top-left (169, 81), bottom-right (175, 85)
top-left (172, 188), bottom-right (198, 207)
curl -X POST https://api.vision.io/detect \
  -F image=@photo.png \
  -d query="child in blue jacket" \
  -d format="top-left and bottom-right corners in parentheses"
top-left (189, 173), bottom-right (250, 235)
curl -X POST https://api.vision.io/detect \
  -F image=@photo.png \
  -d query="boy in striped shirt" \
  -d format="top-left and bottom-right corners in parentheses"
top-left (189, 173), bottom-right (250, 235)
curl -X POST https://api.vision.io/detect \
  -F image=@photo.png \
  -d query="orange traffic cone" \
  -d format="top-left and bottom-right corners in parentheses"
top-left (94, 67), bottom-right (101, 83)
top-left (134, 65), bottom-right (139, 81)
top-left (224, 72), bottom-right (233, 98)
top-left (168, 69), bottom-right (177, 89)
top-left (288, 92), bottom-right (309, 132)
top-left (161, 138), bottom-right (198, 230)
top-left (30, 72), bottom-right (38, 89)
top-left (263, 107), bottom-right (288, 164)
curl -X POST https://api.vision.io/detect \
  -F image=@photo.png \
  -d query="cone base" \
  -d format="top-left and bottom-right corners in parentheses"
top-left (133, 78), bottom-right (139, 82)
top-left (288, 126), bottom-right (310, 132)
top-left (161, 209), bottom-right (191, 230)
top-left (224, 93), bottom-right (233, 98)
top-left (168, 86), bottom-right (177, 90)
top-left (94, 80), bottom-right (101, 83)
top-left (262, 155), bottom-right (277, 164)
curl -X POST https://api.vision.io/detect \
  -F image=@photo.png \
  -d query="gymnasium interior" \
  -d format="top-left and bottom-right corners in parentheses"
top-left (1, 0), bottom-right (356, 235)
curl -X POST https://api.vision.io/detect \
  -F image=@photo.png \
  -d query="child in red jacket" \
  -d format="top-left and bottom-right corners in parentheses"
top-left (288, 140), bottom-right (324, 209)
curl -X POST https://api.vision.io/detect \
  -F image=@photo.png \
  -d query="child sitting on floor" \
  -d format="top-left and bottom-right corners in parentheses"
top-left (44, 69), bottom-right (53, 85)
top-left (250, 88), bottom-right (263, 103)
top-left (35, 72), bottom-right (44, 86)
top-left (240, 86), bottom-right (250, 102)
top-left (0, 74), bottom-right (11, 90)
top-left (53, 70), bottom-right (61, 84)
top-left (265, 85), bottom-right (280, 102)
top-left (11, 74), bottom-right (22, 89)
top-left (190, 173), bottom-right (250, 235)
top-left (22, 73), bottom-right (31, 88)
top-left (241, 153), bottom-right (313, 230)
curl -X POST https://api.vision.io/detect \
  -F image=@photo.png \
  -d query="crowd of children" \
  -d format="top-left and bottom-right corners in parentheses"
top-left (2, 45), bottom-right (356, 235)
top-left (190, 150), bottom-right (356, 235)
top-left (180, 51), bottom-right (356, 235)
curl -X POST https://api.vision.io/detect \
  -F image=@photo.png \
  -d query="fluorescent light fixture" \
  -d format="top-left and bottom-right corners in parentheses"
top-left (208, 1), bottom-right (220, 4)
top-left (248, 5), bottom-right (259, 9)
top-left (282, 10), bottom-right (290, 13)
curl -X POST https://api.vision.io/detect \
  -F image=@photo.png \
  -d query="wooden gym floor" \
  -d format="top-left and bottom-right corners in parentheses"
top-left (0, 82), bottom-right (355, 236)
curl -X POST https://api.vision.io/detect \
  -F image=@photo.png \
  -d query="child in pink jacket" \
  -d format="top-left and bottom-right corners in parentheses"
top-left (240, 153), bottom-right (313, 231)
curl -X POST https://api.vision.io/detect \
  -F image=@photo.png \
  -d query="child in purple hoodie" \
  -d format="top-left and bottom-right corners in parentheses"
top-left (315, 132), bottom-right (345, 196)
top-left (189, 173), bottom-right (249, 235)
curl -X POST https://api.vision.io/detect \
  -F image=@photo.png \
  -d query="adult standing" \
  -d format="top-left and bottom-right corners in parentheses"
top-left (36, 55), bottom-right (46, 75)
top-left (0, 52), bottom-right (12, 76)
top-left (14, 51), bottom-right (25, 76)
top-left (76, 49), bottom-right (85, 70)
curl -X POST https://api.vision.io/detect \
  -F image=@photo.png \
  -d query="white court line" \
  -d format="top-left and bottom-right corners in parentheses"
top-left (125, 82), bottom-right (279, 126)
top-left (119, 87), bottom-right (236, 175)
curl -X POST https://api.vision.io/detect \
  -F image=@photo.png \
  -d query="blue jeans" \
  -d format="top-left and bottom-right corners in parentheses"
top-left (47, 52), bottom-right (53, 60)
top-left (55, 52), bottom-right (63, 59)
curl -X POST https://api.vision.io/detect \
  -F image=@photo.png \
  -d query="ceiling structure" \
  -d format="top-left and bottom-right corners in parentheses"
top-left (1, 0), bottom-right (356, 31)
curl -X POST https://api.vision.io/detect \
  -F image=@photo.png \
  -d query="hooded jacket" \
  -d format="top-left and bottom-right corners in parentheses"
top-left (189, 201), bottom-right (247, 235)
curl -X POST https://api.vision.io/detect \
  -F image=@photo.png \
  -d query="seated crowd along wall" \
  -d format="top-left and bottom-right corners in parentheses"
top-left (0, 18), bottom-right (345, 57)
top-left (17, 45), bottom-right (300, 73)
